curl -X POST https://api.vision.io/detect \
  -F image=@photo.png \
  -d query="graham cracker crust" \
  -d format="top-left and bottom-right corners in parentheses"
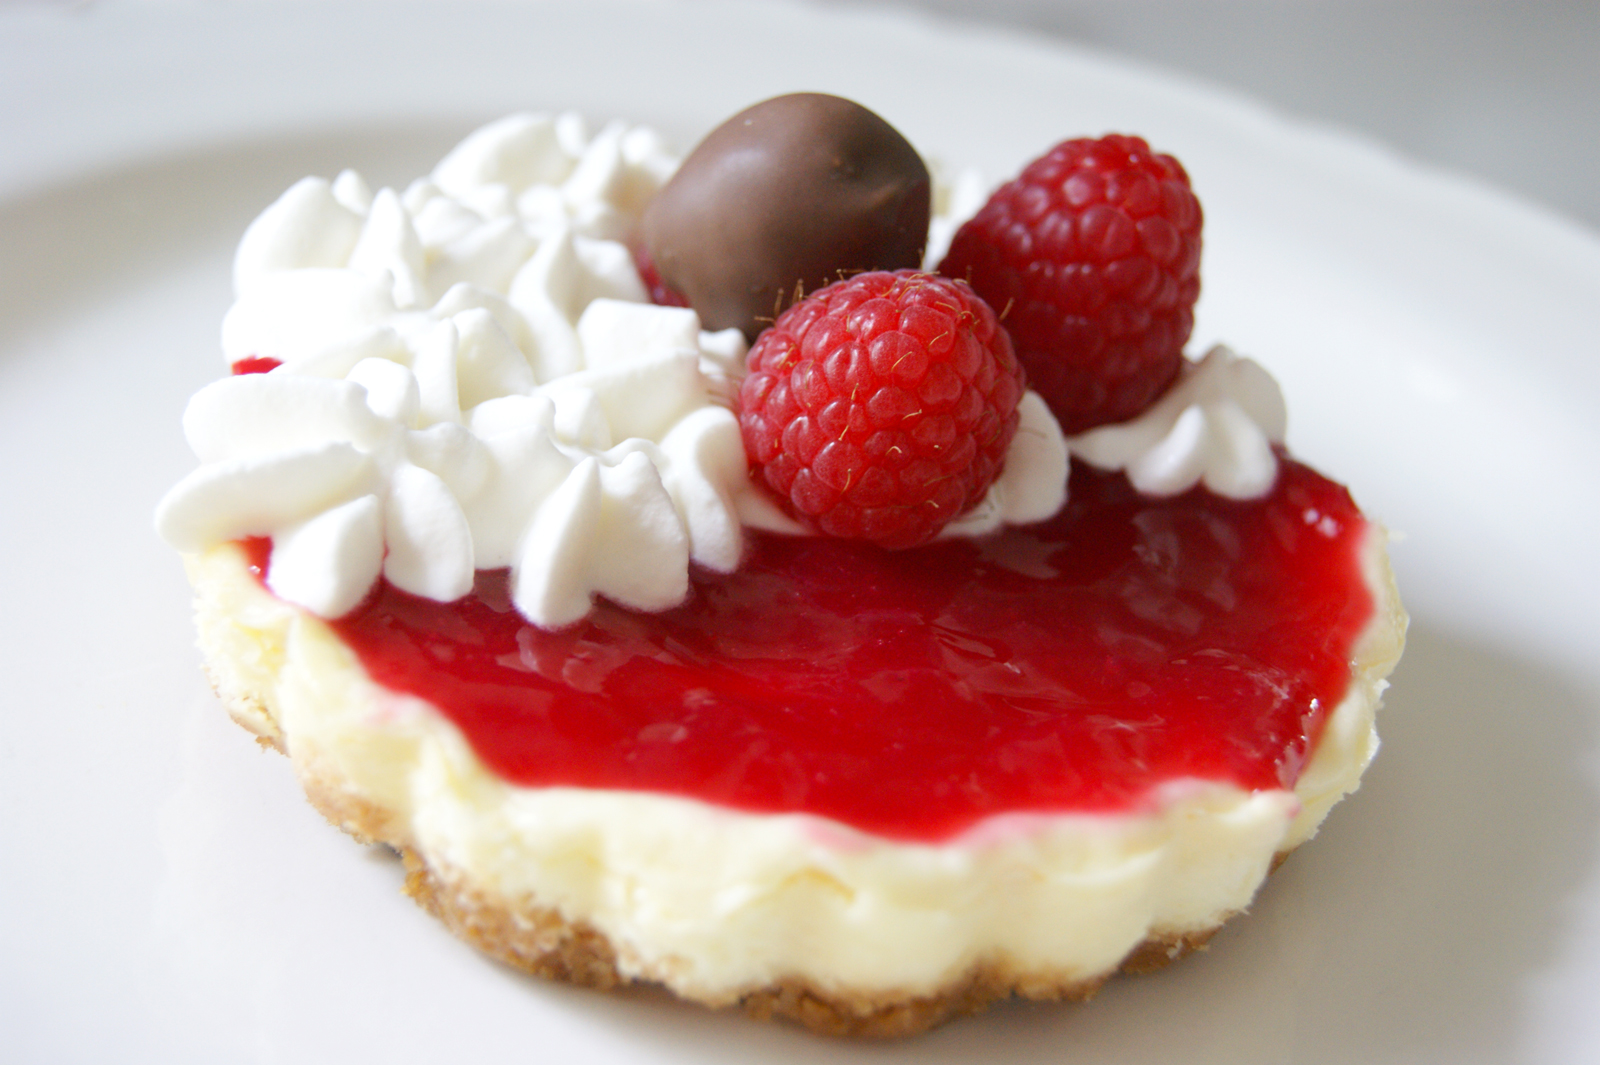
top-left (269, 707), bottom-right (1241, 1038)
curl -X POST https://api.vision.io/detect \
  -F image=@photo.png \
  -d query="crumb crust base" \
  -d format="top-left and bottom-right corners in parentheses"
top-left (209, 652), bottom-right (1247, 1038)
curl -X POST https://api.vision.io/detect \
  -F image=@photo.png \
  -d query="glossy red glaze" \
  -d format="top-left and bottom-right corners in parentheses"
top-left (230, 356), bottom-right (283, 375)
top-left (249, 459), bottom-right (1373, 841)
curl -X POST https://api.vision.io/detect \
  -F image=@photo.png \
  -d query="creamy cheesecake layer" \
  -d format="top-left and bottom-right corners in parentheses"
top-left (186, 524), bottom-right (1403, 1016)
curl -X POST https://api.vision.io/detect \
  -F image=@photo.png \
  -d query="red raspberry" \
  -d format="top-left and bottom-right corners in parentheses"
top-left (938, 134), bottom-right (1200, 435)
top-left (737, 270), bottom-right (1024, 548)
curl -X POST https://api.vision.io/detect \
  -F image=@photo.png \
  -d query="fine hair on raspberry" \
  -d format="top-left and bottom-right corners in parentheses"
top-left (737, 270), bottom-right (1025, 548)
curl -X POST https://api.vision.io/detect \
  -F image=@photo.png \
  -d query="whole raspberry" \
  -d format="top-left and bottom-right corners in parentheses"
top-left (938, 134), bottom-right (1200, 435)
top-left (737, 270), bottom-right (1024, 548)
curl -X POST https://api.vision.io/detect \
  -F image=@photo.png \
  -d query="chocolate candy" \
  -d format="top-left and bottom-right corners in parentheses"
top-left (641, 93), bottom-right (931, 341)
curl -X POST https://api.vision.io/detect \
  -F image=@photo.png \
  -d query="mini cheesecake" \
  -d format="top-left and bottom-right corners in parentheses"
top-left (161, 101), bottom-right (1404, 1036)
top-left (183, 458), bottom-right (1402, 1035)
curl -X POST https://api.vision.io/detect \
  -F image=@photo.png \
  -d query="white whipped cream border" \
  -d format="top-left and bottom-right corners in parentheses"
top-left (156, 114), bottom-right (1077, 629)
top-left (1067, 344), bottom-right (1286, 498)
top-left (159, 117), bottom-right (1287, 632)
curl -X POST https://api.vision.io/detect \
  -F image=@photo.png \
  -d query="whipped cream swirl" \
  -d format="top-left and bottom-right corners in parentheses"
top-left (1066, 346), bottom-right (1286, 498)
top-left (156, 114), bottom-right (1073, 628)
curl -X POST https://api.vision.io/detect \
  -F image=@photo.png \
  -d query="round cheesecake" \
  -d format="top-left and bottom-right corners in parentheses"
top-left (182, 473), bottom-right (1402, 1036)
top-left (160, 106), bottom-right (1405, 1036)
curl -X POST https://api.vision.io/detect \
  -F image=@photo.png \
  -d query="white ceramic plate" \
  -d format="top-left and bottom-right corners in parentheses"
top-left (4, 1), bottom-right (1598, 1061)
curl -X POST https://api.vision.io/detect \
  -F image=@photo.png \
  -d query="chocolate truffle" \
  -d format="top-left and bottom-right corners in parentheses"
top-left (641, 93), bottom-right (931, 341)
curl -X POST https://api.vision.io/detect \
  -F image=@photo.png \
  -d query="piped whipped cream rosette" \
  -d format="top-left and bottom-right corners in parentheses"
top-left (1066, 344), bottom-right (1287, 499)
top-left (157, 113), bottom-right (751, 628)
top-left (158, 297), bottom-right (749, 627)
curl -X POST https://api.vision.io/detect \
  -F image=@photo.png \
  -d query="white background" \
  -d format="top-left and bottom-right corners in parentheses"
top-left (11, 0), bottom-right (1596, 233)
top-left (829, 0), bottom-right (1600, 235)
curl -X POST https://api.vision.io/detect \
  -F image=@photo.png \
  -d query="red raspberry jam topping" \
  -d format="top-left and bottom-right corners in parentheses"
top-left (230, 355), bottom-right (282, 375)
top-left (245, 459), bottom-right (1373, 842)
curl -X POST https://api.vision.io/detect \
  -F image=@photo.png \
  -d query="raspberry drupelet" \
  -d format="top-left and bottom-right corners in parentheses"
top-left (737, 270), bottom-right (1025, 548)
top-left (939, 134), bottom-right (1201, 435)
